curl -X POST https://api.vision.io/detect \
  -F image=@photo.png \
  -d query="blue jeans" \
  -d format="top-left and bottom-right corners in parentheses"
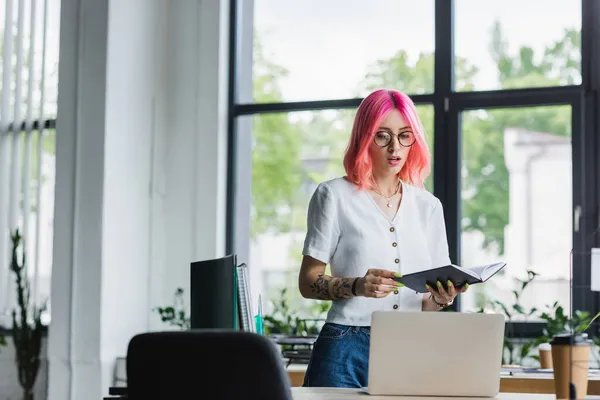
top-left (303, 322), bottom-right (370, 388)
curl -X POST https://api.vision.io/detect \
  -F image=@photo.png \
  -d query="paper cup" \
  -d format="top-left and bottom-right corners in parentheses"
top-left (539, 342), bottom-right (553, 369)
top-left (550, 334), bottom-right (591, 400)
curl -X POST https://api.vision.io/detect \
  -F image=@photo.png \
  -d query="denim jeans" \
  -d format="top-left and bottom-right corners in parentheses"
top-left (303, 322), bottom-right (370, 388)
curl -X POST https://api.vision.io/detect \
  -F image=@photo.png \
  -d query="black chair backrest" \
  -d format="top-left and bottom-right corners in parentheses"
top-left (126, 330), bottom-right (293, 400)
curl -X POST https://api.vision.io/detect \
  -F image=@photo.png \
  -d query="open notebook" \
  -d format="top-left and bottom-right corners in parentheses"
top-left (394, 262), bottom-right (506, 293)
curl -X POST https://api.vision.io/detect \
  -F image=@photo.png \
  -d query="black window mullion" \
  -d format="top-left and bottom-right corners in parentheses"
top-left (433, 0), bottom-right (456, 260)
top-left (576, 0), bottom-right (600, 327)
top-left (226, 0), bottom-right (240, 255)
top-left (572, 94), bottom-right (592, 319)
top-left (433, 0), bottom-right (460, 262)
top-left (233, 95), bottom-right (435, 116)
top-left (433, 0), bottom-right (461, 311)
top-left (7, 119), bottom-right (56, 132)
top-left (452, 86), bottom-right (581, 110)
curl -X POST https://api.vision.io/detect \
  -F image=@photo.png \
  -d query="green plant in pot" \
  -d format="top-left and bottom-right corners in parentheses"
top-left (532, 302), bottom-right (600, 368)
top-left (263, 288), bottom-right (305, 336)
top-left (153, 287), bottom-right (190, 330)
top-left (10, 229), bottom-right (44, 400)
top-left (263, 287), bottom-right (330, 337)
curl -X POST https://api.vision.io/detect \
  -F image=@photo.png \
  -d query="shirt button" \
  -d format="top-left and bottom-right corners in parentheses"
top-left (390, 227), bottom-right (395, 232)
top-left (392, 242), bottom-right (397, 247)
top-left (395, 258), bottom-right (399, 263)
top-left (394, 290), bottom-right (399, 294)
top-left (393, 304), bottom-right (398, 309)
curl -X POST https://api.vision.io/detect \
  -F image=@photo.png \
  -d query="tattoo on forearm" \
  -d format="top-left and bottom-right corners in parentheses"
top-left (310, 274), bottom-right (353, 300)
top-left (310, 274), bottom-right (331, 299)
top-left (330, 277), bottom-right (353, 299)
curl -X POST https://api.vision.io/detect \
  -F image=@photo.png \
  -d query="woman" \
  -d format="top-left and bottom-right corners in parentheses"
top-left (298, 89), bottom-right (468, 388)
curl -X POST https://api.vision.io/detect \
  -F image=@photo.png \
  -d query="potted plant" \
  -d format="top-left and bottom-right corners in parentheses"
top-left (153, 287), bottom-right (190, 330)
top-left (263, 288), bottom-right (329, 337)
top-left (10, 229), bottom-right (44, 400)
top-left (533, 303), bottom-right (600, 368)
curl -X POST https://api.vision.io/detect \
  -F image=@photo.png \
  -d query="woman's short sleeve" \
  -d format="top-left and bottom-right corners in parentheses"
top-left (302, 183), bottom-right (340, 264)
top-left (428, 199), bottom-right (452, 268)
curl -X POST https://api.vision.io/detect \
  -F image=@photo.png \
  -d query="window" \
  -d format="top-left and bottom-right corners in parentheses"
top-left (0, 0), bottom-right (60, 326)
top-left (454, 0), bottom-right (581, 91)
top-left (460, 106), bottom-right (572, 319)
top-left (250, 0), bottom-right (435, 103)
top-left (230, 1), bottom-right (600, 344)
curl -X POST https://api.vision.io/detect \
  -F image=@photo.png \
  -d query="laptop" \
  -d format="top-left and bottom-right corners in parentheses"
top-left (366, 311), bottom-right (505, 397)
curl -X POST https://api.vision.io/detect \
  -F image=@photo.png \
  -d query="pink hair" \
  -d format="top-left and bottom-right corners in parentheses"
top-left (343, 89), bottom-right (431, 189)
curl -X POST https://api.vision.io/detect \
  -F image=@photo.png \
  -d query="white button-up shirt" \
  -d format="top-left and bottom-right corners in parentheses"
top-left (302, 177), bottom-right (451, 326)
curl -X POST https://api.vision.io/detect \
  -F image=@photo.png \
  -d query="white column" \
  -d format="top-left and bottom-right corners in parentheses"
top-left (49, 0), bottom-right (109, 398)
top-left (49, 1), bottom-right (230, 398)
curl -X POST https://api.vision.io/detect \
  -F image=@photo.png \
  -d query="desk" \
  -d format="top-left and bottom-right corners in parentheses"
top-left (291, 387), bottom-right (600, 399)
top-left (286, 365), bottom-right (600, 395)
top-left (501, 373), bottom-right (600, 394)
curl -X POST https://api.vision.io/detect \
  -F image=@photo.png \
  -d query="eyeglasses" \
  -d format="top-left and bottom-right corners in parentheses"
top-left (374, 130), bottom-right (416, 148)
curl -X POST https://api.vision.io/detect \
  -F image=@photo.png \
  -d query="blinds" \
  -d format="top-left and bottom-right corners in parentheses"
top-left (0, 0), bottom-right (53, 322)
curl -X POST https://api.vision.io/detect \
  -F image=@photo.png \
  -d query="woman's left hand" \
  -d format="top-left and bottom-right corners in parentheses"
top-left (426, 280), bottom-right (468, 306)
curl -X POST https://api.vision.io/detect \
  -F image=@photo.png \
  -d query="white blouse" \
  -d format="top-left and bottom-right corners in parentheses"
top-left (302, 177), bottom-right (451, 327)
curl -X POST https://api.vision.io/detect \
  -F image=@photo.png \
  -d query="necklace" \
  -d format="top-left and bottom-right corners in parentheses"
top-left (372, 179), bottom-right (401, 208)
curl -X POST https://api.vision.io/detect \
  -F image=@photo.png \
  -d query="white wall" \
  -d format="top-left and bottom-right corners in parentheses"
top-left (148, 0), bottom-right (229, 324)
top-left (49, 1), bottom-right (230, 399)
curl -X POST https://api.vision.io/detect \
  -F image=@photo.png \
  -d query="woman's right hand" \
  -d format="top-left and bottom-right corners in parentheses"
top-left (356, 269), bottom-right (403, 298)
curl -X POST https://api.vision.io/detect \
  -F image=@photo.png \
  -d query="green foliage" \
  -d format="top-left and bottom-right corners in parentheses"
top-left (153, 287), bottom-right (190, 330)
top-left (489, 22), bottom-right (580, 88)
top-left (482, 269), bottom-right (600, 366)
top-left (362, 52), bottom-right (478, 93)
top-left (535, 304), bottom-right (600, 346)
top-left (10, 229), bottom-right (44, 400)
top-left (481, 270), bottom-right (538, 365)
top-left (251, 37), bottom-right (304, 239)
top-left (483, 270), bottom-right (539, 319)
top-left (263, 288), bottom-right (330, 336)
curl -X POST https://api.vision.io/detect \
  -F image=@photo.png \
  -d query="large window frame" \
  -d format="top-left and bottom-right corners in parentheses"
top-left (226, 0), bottom-right (600, 338)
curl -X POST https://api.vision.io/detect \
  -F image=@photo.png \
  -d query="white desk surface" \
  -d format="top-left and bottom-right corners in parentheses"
top-left (291, 387), bottom-right (600, 399)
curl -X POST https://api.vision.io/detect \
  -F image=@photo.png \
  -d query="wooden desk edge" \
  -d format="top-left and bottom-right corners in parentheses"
top-left (287, 367), bottom-right (600, 395)
top-left (500, 376), bottom-right (600, 394)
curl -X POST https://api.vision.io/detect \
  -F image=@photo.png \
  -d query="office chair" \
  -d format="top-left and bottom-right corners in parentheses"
top-left (125, 330), bottom-right (293, 400)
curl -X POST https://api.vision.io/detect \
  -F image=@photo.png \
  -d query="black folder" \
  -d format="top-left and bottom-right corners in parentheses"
top-left (190, 254), bottom-right (237, 329)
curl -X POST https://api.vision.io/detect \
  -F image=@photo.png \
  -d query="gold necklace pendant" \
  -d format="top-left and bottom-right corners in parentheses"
top-left (374, 179), bottom-right (400, 208)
